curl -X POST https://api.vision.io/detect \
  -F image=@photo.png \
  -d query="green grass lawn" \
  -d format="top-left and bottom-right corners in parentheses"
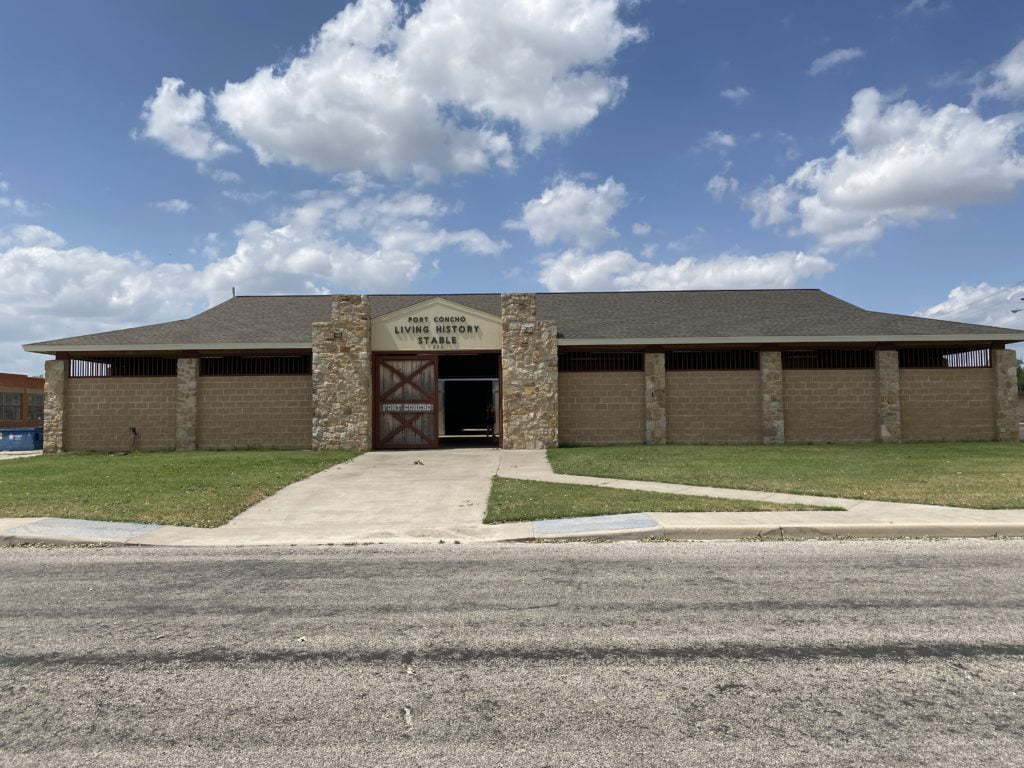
top-left (548, 443), bottom-right (1024, 509)
top-left (483, 476), bottom-right (828, 524)
top-left (0, 450), bottom-right (358, 527)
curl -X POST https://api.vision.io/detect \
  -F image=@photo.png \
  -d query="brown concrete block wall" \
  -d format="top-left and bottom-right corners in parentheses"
top-left (557, 372), bottom-right (644, 444)
top-left (197, 375), bottom-right (313, 450)
top-left (64, 378), bottom-right (176, 452)
top-left (783, 370), bottom-right (879, 443)
top-left (666, 371), bottom-right (761, 443)
top-left (900, 369), bottom-right (995, 441)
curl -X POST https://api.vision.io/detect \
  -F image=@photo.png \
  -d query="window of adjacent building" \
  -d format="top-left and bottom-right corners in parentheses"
top-left (27, 393), bottom-right (44, 421)
top-left (0, 392), bottom-right (21, 421)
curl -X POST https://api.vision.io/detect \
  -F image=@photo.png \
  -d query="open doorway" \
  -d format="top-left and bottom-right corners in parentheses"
top-left (438, 353), bottom-right (500, 447)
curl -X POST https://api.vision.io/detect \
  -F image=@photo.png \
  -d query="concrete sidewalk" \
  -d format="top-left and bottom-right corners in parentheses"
top-left (0, 450), bottom-right (42, 461)
top-left (494, 450), bottom-right (1024, 540)
top-left (1, 448), bottom-right (1022, 546)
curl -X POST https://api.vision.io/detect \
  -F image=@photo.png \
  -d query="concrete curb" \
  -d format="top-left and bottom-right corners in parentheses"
top-left (526, 523), bottom-right (1024, 542)
top-left (0, 534), bottom-right (134, 547)
top-left (4, 518), bottom-right (1024, 548)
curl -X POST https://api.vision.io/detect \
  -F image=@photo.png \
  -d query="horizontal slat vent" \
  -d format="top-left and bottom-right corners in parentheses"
top-left (898, 348), bottom-right (990, 369)
top-left (666, 350), bottom-right (759, 371)
top-left (69, 358), bottom-right (177, 378)
top-left (782, 349), bottom-right (875, 370)
top-left (200, 355), bottom-right (312, 376)
top-left (559, 351), bottom-right (643, 373)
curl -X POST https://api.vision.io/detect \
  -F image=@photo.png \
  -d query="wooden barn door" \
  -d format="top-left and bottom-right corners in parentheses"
top-left (374, 356), bottom-right (438, 449)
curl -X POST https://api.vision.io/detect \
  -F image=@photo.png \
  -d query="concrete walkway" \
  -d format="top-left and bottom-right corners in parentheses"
top-left (137, 448), bottom-right (533, 546)
top-left (1, 448), bottom-right (1022, 546)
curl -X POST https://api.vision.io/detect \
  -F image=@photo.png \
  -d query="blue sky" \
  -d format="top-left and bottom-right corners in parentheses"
top-left (2, 0), bottom-right (1023, 374)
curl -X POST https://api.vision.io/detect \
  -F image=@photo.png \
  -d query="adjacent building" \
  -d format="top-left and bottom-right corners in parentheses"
top-left (0, 373), bottom-right (45, 430)
top-left (22, 290), bottom-right (1024, 453)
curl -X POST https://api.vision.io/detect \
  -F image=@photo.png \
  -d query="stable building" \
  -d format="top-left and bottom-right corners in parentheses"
top-left (23, 290), bottom-right (1024, 453)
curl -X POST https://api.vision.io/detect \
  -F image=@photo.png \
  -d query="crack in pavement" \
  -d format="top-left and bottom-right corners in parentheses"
top-left (4, 642), bottom-right (1024, 668)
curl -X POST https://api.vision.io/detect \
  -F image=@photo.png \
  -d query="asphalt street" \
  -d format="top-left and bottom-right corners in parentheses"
top-left (1, 539), bottom-right (1023, 767)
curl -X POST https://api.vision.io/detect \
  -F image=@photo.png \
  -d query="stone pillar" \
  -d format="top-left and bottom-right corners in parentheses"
top-left (877, 349), bottom-right (902, 443)
top-left (312, 295), bottom-right (373, 451)
top-left (644, 352), bottom-right (667, 445)
top-left (993, 348), bottom-right (1020, 442)
top-left (42, 359), bottom-right (66, 454)
top-left (175, 357), bottom-right (198, 451)
top-left (500, 293), bottom-right (559, 449)
top-left (760, 350), bottom-right (785, 444)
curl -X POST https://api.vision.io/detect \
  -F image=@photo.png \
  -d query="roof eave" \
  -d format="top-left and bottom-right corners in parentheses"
top-left (22, 342), bottom-right (312, 354)
top-left (557, 333), bottom-right (1024, 346)
top-left (22, 332), bottom-right (1024, 355)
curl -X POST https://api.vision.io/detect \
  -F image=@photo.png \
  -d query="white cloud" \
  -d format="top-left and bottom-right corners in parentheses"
top-left (974, 39), bottom-right (1024, 102)
top-left (1, 190), bottom-right (505, 372)
top-left (538, 249), bottom-right (832, 292)
top-left (0, 224), bottom-right (206, 373)
top-left (0, 178), bottom-right (28, 214)
top-left (222, 190), bottom-right (275, 204)
top-left (139, 77), bottom-right (235, 162)
top-left (899, 0), bottom-right (951, 15)
top-left (208, 0), bottom-right (644, 180)
top-left (808, 47), bottom-right (865, 76)
top-left (748, 87), bottom-right (1024, 251)
top-left (631, 221), bottom-right (651, 236)
top-left (721, 86), bottom-right (751, 104)
top-left (506, 176), bottom-right (626, 248)
top-left (706, 174), bottom-right (739, 201)
top-left (199, 190), bottom-right (505, 296)
top-left (152, 198), bottom-right (192, 214)
top-left (700, 130), bottom-right (737, 151)
top-left (198, 164), bottom-right (242, 184)
top-left (0, 224), bottom-right (66, 248)
top-left (919, 282), bottom-right (1024, 329)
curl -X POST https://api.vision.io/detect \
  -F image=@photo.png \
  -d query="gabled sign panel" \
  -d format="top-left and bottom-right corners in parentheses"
top-left (371, 297), bottom-right (502, 352)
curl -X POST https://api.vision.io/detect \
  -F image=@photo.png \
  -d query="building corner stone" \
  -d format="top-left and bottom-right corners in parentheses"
top-left (312, 295), bottom-right (372, 451)
top-left (644, 352), bottom-right (667, 445)
top-left (760, 350), bottom-right (785, 444)
top-left (500, 293), bottom-right (558, 449)
top-left (42, 359), bottom-right (66, 454)
top-left (993, 348), bottom-right (1019, 442)
top-left (877, 349), bottom-right (902, 443)
top-left (175, 357), bottom-right (198, 451)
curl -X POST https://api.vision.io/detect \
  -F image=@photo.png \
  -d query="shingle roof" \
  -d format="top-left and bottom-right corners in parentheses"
top-left (23, 290), bottom-right (1024, 352)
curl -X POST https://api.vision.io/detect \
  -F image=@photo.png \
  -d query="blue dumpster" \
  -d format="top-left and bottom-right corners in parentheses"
top-left (0, 427), bottom-right (43, 451)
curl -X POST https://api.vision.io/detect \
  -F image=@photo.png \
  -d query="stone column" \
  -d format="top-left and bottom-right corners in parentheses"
top-left (500, 293), bottom-right (559, 449)
top-left (175, 357), bottom-right (198, 451)
top-left (760, 350), bottom-right (785, 444)
top-left (42, 359), bottom-right (66, 454)
top-left (993, 348), bottom-right (1020, 442)
top-left (644, 352), bottom-right (667, 445)
top-left (877, 349), bottom-right (902, 443)
top-left (312, 295), bottom-right (373, 451)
